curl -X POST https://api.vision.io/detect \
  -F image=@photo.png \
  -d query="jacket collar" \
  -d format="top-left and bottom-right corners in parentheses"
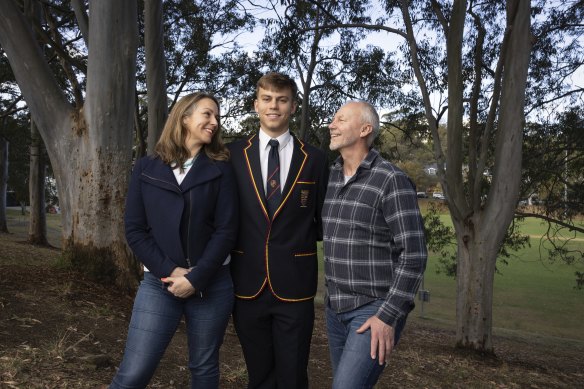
top-left (141, 153), bottom-right (220, 193)
top-left (179, 152), bottom-right (220, 192)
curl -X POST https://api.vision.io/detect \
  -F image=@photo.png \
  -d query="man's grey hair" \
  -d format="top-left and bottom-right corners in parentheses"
top-left (347, 100), bottom-right (380, 147)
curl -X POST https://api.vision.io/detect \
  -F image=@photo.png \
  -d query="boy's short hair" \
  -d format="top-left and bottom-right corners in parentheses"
top-left (256, 72), bottom-right (298, 100)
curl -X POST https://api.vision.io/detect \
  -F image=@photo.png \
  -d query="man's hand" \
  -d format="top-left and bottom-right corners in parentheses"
top-left (356, 316), bottom-right (395, 365)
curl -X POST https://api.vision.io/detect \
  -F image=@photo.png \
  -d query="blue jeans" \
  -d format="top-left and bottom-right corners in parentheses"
top-left (326, 300), bottom-right (406, 389)
top-left (110, 268), bottom-right (234, 389)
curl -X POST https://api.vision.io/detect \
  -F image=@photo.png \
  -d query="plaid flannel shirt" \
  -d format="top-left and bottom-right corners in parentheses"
top-left (323, 149), bottom-right (427, 327)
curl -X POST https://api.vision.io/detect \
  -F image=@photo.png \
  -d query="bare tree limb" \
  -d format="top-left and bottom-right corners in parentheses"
top-left (44, 5), bottom-right (84, 107)
top-left (515, 211), bottom-right (584, 234)
top-left (527, 87), bottom-right (584, 114)
top-left (476, 8), bottom-right (512, 196)
top-left (0, 0), bottom-right (72, 141)
top-left (299, 22), bottom-right (408, 40)
top-left (70, 0), bottom-right (89, 47)
top-left (468, 5), bottom-right (486, 212)
top-left (399, 0), bottom-right (446, 184)
top-left (430, 0), bottom-right (449, 36)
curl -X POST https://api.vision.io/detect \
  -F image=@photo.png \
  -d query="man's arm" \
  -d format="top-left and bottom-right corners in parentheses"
top-left (377, 172), bottom-right (428, 326)
top-left (361, 171), bottom-right (428, 365)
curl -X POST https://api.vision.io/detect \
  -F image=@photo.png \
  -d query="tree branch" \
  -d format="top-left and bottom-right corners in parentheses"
top-left (515, 211), bottom-right (584, 234)
top-left (527, 87), bottom-right (584, 114)
top-left (443, 0), bottom-right (468, 221)
top-left (31, 18), bottom-right (87, 73)
top-left (468, 5), bottom-right (486, 212)
top-left (430, 0), bottom-right (449, 37)
top-left (70, 0), bottom-right (89, 47)
top-left (476, 9), bottom-right (512, 194)
top-left (44, 6), bottom-right (84, 108)
top-left (0, 0), bottom-right (72, 140)
top-left (399, 0), bottom-right (446, 183)
top-left (0, 96), bottom-right (25, 119)
top-left (299, 22), bottom-right (408, 40)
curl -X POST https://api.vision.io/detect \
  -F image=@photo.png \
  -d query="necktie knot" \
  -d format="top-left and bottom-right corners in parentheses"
top-left (268, 139), bottom-right (279, 149)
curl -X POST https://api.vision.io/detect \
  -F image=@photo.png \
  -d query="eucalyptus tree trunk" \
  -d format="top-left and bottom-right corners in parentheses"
top-left (400, 0), bottom-right (531, 351)
top-left (28, 119), bottom-right (48, 245)
top-left (0, 136), bottom-right (8, 233)
top-left (145, 0), bottom-right (167, 154)
top-left (0, 0), bottom-right (141, 291)
top-left (25, 0), bottom-right (47, 244)
top-left (451, 0), bottom-right (531, 351)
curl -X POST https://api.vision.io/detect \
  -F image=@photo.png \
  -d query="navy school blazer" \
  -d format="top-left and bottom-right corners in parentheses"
top-left (227, 134), bottom-right (329, 301)
top-left (124, 154), bottom-right (238, 292)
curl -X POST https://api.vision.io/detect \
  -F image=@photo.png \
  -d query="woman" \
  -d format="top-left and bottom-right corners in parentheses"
top-left (109, 92), bottom-right (238, 389)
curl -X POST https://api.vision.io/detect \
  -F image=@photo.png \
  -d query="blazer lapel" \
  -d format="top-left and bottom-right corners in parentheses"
top-left (282, 136), bottom-right (306, 195)
top-left (274, 135), bottom-right (307, 219)
top-left (243, 134), bottom-right (270, 216)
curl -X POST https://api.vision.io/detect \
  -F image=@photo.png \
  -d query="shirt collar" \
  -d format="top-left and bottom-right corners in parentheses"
top-left (333, 148), bottom-right (380, 170)
top-left (259, 128), bottom-right (292, 151)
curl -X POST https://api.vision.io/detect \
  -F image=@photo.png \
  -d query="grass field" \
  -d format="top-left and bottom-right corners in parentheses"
top-left (6, 206), bottom-right (584, 342)
top-left (4, 207), bottom-right (62, 247)
top-left (317, 205), bottom-right (584, 342)
top-left (414, 211), bottom-right (584, 339)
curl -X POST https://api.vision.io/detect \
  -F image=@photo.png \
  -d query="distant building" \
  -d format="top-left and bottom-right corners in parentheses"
top-left (424, 164), bottom-right (438, 176)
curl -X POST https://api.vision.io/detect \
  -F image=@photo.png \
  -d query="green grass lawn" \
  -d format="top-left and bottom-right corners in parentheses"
top-left (318, 206), bottom-right (584, 342)
top-left (421, 240), bottom-right (584, 341)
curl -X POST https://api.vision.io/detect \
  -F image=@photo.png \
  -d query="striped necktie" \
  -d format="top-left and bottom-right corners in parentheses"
top-left (266, 139), bottom-right (281, 218)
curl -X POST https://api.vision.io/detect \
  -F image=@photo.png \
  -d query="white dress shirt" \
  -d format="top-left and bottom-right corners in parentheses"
top-left (258, 129), bottom-right (293, 195)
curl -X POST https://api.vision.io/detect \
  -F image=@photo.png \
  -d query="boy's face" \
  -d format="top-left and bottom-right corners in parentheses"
top-left (254, 86), bottom-right (297, 137)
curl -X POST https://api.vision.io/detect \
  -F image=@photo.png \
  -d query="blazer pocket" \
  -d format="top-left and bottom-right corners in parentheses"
top-left (293, 251), bottom-right (317, 259)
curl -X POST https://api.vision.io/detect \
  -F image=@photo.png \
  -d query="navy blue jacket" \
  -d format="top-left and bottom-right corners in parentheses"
top-left (124, 154), bottom-right (238, 291)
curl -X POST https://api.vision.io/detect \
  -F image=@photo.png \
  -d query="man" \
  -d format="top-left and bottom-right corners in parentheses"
top-left (228, 72), bottom-right (328, 389)
top-left (322, 101), bottom-right (427, 388)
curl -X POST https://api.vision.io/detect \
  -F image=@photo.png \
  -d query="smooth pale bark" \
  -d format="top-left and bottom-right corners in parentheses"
top-left (444, 0), bottom-right (468, 221)
top-left (28, 119), bottom-right (48, 245)
top-left (453, 0), bottom-right (531, 351)
top-left (144, 0), bottom-right (167, 154)
top-left (0, 0), bottom-right (141, 291)
top-left (297, 26), bottom-right (322, 141)
top-left (400, 0), bottom-right (532, 351)
top-left (0, 136), bottom-right (8, 233)
top-left (70, 0), bottom-right (89, 47)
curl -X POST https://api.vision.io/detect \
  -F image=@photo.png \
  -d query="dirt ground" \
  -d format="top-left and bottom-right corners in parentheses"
top-left (1, 232), bottom-right (584, 388)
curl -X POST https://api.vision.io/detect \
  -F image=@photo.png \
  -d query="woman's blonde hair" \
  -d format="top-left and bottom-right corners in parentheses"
top-left (154, 92), bottom-right (229, 166)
